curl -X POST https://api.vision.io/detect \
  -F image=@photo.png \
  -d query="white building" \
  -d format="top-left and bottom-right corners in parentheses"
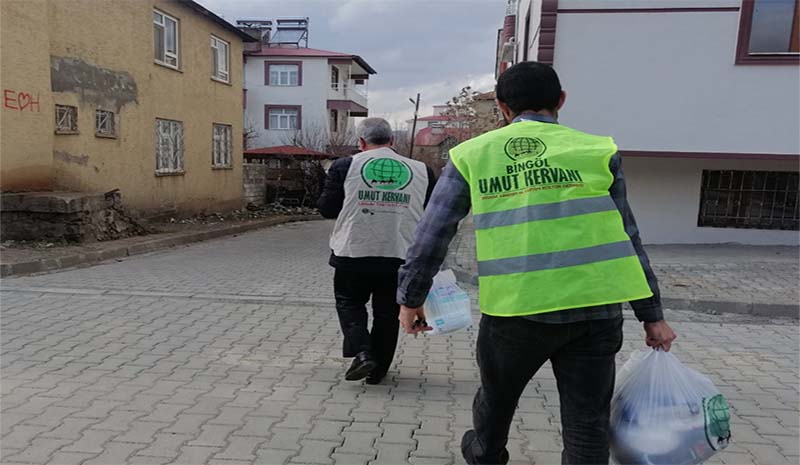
top-left (501, 0), bottom-right (799, 245)
top-left (240, 20), bottom-right (376, 150)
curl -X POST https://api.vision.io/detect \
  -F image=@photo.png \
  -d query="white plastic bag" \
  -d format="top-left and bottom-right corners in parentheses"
top-left (610, 349), bottom-right (731, 465)
top-left (423, 269), bottom-right (472, 335)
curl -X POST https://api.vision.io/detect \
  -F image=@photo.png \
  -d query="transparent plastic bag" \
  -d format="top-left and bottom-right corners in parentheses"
top-left (423, 269), bottom-right (472, 335)
top-left (610, 349), bottom-right (731, 465)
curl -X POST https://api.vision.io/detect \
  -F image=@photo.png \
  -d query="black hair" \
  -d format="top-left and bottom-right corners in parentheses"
top-left (495, 62), bottom-right (562, 114)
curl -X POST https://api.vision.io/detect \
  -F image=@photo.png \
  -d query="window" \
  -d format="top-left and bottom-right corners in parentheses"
top-left (154, 10), bottom-right (179, 68)
top-left (737, 0), bottom-right (800, 64)
top-left (212, 123), bottom-right (232, 168)
top-left (155, 119), bottom-right (184, 174)
top-left (440, 137), bottom-right (457, 160)
top-left (331, 66), bottom-right (340, 90)
top-left (268, 63), bottom-right (300, 86)
top-left (266, 106), bottom-right (300, 130)
top-left (211, 36), bottom-right (230, 82)
top-left (330, 109), bottom-right (339, 133)
top-left (55, 105), bottom-right (78, 134)
top-left (267, 159), bottom-right (281, 169)
top-left (95, 110), bottom-right (116, 137)
top-left (698, 170), bottom-right (798, 230)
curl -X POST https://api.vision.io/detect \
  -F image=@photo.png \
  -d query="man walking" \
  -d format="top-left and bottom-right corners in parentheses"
top-left (319, 117), bottom-right (436, 384)
top-left (397, 62), bottom-right (676, 464)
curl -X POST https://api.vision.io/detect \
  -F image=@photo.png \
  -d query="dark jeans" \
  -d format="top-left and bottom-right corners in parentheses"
top-left (333, 269), bottom-right (400, 375)
top-left (465, 314), bottom-right (624, 465)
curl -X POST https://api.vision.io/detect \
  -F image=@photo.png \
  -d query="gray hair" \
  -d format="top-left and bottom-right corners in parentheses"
top-left (356, 118), bottom-right (393, 145)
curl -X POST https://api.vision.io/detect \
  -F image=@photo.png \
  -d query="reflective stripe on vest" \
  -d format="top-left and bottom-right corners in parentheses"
top-left (473, 195), bottom-right (617, 230)
top-left (449, 120), bottom-right (653, 317)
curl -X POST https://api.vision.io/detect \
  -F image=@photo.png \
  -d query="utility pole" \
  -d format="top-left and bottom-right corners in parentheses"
top-left (408, 93), bottom-right (420, 159)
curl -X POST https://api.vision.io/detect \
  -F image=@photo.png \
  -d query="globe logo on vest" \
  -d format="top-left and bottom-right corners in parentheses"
top-left (361, 158), bottom-right (413, 191)
top-left (504, 136), bottom-right (547, 162)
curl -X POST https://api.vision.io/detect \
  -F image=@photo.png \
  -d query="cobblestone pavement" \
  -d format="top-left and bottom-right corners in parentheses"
top-left (2, 220), bottom-right (798, 465)
top-left (447, 217), bottom-right (799, 313)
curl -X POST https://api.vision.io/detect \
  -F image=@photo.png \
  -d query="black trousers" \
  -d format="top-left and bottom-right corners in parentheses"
top-left (333, 269), bottom-right (400, 375)
top-left (465, 314), bottom-right (624, 465)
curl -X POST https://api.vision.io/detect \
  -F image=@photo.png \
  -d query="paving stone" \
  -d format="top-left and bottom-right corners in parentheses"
top-left (2, 424), bottom-right (55, 449)
top-left (135, 433), bottom-right (192, 458)
top-left (62, 428), bottom-right (117, 453)
top-left (254, 448), bottom-right (297, 465)
top-left (213, 435), bottom-right (265, 461)
top-left (261, 428), bottom-right (305, 451)
top-left (306, 420), bottom-right (349, 441)
top-left (83, 441), bottom-right (145, 465)
top-left (412, 435), bottom-right (452, 458)
top-left (745, 444), bottom-right (792, 465)
top-left (173, 445), bottom-right (220, 465)
top-left (292, 439), bottom-right (344, 464)
top-left (337, 432), bottom-right (380, 455)
top-left (332, 452), bottom-right (376, 465)
top-left (187, 424), bottom-right (238, 447)
top-left (4, 438), bottom-right (71, 464)
top-left (380, 423), bottom-right (417, 445)
top-left (47, 451), bottom-right (100, 465)
top-left (371, 442), bottom-right (415, 465)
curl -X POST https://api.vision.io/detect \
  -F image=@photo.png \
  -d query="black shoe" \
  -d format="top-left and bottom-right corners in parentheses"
top-left (345, 351), bottom-right (376, 381)
top-left (461, 429), bottom-right (509, 465)
top-left (365, 371), bottom-right (387, 385)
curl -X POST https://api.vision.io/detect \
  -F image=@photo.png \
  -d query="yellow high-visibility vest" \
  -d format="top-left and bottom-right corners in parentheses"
top-left (450, 120), bottom-right (652, 316)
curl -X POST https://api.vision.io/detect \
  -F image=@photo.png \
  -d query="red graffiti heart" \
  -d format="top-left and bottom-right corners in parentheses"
top-left (17, 93), bottom-right (33, 111)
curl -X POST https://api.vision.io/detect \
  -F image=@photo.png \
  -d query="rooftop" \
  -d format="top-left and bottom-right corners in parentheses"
top-left (244, 145), bottom-right (334, 158)
top-left (245, 46), bottom-right (376, 74)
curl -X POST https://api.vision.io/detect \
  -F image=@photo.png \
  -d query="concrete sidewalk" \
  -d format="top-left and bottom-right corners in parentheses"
top-left (446, 217), bottom-right (799, 318)
top-left (0, 215), bottom-right (319, 278)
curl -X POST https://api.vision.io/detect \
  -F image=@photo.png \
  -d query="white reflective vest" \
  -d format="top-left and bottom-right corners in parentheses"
top-left (329, 147), bottom-right (428, 259)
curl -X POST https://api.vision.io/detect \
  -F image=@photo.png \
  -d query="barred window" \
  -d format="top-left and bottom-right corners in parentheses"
top-left (55, 105), bottom-right (78, 134)
top-left (95, 110), bottom-right (116, 137)
top-left (698, 170), bottom-right (799, 230)
top-left (212, 123), bottom-right (232, 168)
top-left (155, 118), bottom-right (184, 174)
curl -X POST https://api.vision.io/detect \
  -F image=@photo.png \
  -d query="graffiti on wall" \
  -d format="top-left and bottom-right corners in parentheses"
top-left (3, 89), bottom-right (40, 112)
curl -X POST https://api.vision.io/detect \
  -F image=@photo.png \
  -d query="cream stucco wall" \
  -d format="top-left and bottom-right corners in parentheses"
top-left (0, 0), bottom-right (55, 191)
top-left (1, 0), bottom-right (247, 215)
top-left (625, 157), bottom-right (800, 245)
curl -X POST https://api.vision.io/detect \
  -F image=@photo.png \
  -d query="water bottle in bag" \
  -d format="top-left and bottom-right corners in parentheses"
top-left (423, 269), bottom-right (472, 335)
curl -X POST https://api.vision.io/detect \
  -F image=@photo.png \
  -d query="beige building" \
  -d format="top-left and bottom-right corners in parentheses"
top-left (1, 0), bottom-right (256, 216)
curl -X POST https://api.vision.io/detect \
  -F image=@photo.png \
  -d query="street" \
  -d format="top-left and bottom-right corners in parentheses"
top-left (1, 220), bottom-right (798, 465)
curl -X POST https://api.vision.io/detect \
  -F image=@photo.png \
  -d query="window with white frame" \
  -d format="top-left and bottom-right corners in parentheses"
top-left (211, 36), bottom-right (229, 82)
top-left (95, 110), bottom-right (116, 137)
top-left (153, 10), bottom-right (179, 68)
top-left (269, 64), bottom-right (299, 86)
top-left (268, 107), bottom-right (299, 130)
top-left (55, 105), bottom-right (78, 134)
top-left (212, 123), bottom-right (232, 168)
top-left (155, 118), bottom-right (184, 174)
top-left (267, 159), bottom-right (281, 169)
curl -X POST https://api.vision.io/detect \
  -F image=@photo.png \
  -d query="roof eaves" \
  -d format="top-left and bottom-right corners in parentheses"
top-left (179, 0), bottom-right (259, 42)
top-left (352, 55), bottom-right (377, 74)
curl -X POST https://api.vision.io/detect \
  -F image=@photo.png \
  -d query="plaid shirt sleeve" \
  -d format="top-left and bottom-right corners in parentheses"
top-left (397, 161), bottom-right (472, 308)
top-left (609, 153), bottom-right (664, 322)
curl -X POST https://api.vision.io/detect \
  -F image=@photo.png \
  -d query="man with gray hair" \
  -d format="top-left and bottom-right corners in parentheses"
top-left (318, 117), bottom-right (436, 384)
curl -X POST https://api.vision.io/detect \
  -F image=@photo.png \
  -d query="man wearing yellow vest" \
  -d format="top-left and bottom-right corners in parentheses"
top-left (397, 62), bottom-right (676, 465)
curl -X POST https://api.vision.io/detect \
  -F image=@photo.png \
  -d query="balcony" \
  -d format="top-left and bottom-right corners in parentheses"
top-left (328, 80), bottom-right (368, 110)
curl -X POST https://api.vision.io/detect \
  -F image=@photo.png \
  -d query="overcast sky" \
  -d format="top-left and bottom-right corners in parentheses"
top-left (197, 0), bottom-right (506, 125)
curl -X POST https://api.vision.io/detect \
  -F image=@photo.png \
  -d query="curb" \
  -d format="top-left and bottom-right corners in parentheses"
top-left (444, 262), bottom-right (799, 319)
top-left (0, 215), bottom-right (319, 278)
